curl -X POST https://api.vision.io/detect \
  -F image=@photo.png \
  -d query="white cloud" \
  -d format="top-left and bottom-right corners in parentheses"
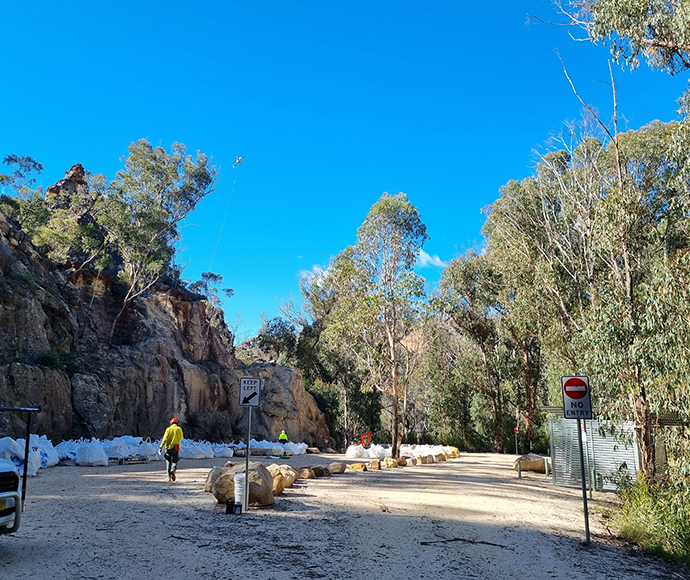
top-left (299, 264), bottom-right (328, 287)
top-left (417, 250), bottom-right (449, 269)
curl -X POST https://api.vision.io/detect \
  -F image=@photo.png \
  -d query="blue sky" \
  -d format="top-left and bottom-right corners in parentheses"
top-left (2, 2), bottom-right (688, 339)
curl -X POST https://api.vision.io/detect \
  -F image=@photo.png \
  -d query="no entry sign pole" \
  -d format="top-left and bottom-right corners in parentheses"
top-left (239, 377), bottom-right (261, 512)
top-left (576, 418), bottom-right (591, 545)
top-left (562, 375), bottom-right (592, 545)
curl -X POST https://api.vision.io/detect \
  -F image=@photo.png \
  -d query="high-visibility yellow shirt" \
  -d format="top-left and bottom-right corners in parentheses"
top-left (279, 433), bottom-right (288, 442)
top-left (160, 424), bottom-right (184, 450)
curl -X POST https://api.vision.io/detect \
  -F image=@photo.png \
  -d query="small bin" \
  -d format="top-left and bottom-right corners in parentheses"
top-left (226, 501), bottom-right (242, 515)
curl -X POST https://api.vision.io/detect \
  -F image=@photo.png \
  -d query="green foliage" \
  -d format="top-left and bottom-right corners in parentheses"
top-left (316, 192), bottom-right (428, 456)
top-left (189, 271), bottom-right (234, 307)
top-left (33, 350), bottom-right (83, 372)
top-left (565, 1), bottom-right (690, 74)
top-left (304, 378), bottom-right (341, 439)
top-left (258, 317), bottom-right (297, 362)
top-left (614, 473), bottom-right (690, 563)
top-left (1, 154), bottom-right (43, 194)
top-left (35, 350), bottom-right (61, 369)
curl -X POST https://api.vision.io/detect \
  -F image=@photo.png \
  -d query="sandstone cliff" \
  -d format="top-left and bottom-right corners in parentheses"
top-left (0, 209), bottom-right (330, 448)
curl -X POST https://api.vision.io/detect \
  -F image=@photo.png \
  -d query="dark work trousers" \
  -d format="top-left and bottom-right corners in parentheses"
top-left (164, 448), bottom-right (180, 476)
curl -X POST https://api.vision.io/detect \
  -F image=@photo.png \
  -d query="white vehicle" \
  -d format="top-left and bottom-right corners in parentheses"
top-left (0, 406), bottom-right (40, 535)
top-left (0, 459), bottom-right (20, 534)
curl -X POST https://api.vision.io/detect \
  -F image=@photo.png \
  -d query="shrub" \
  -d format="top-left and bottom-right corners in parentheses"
top-left (614, 473), bottom-right (690, 564)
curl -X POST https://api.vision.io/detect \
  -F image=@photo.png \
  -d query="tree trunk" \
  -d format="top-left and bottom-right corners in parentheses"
top-left (491, 395), bottom-right (503, 453)
top-left (391, 391), bottom-right (400, 459)
top-left (522, 345), bottom-right (535, 448)
top-left (399, 381), bottom-right (409, 454)
top-left (633, 371), bottom-right (656, 477)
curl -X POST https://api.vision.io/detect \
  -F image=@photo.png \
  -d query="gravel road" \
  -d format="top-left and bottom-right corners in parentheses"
top-left (0, 452), bottom-right (686, 580)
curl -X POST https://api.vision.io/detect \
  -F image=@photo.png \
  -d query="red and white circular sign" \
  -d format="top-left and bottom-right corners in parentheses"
top-left (563, 377), bottom-right (588, 400)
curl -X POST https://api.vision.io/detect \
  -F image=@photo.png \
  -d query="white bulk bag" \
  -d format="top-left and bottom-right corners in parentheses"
top-left (75, 439), bottom-right (109, 467)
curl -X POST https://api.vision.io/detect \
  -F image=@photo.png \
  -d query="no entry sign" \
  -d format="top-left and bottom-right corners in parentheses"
top-left (561, 376), bottom-right (592, 419)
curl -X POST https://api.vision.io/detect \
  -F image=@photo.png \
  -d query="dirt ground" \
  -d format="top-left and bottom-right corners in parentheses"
top-left (0, 452), bottom-right (687, 580)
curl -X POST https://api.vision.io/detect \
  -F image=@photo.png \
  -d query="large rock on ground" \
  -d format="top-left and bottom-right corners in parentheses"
top-left (327, 462), bottom-right (346, 474)
top-left (310, 465), bottom-right (330, 478)
top-left (267, 463), bottom-right (299, 495)
top-left (384, 457), bottom-right (398, 468)
top-left (513, 453), bottom-right (549, 473)
top-left (297, 467), bottom-right (315, 479)
top-left (207, 461), bottom-right (274, 506)
top-left (204, 465), bottom-right (227, 493)
top-left (347, 462), bottom-right (367, 472)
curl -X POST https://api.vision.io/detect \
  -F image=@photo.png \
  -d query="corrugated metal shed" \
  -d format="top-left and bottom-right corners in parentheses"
top-left (549, 419), bottom-right (640, 492)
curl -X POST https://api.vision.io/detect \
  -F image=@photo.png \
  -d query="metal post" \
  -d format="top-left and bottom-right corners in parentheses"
top-left (588, 419), bottom-right (598, 493)
top-left (243, 406), bottom-right (251, 511)
top-left (544, 457), bottom-right (549, 477)
top-left (582, 420), bottom-right (593, 499)
top-left (21, 410), bottom-right (32, 512)
top-left (577, 419), bottom-right (591, 545)
top-left (517, 458), bottom-right (522, 479)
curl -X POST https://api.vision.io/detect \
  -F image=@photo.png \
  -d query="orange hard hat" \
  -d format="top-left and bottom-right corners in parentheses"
top-left (170, 417), bottom-right (179, 424)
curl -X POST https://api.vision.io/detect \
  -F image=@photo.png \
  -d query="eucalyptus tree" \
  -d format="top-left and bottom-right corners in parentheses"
top-left (101, 139), bottom-right (218, 343)
top-left (0, 154), bottom-right (49, 234)
top-left (422, 317), bottom-right (475, 449)
top-left (320, 193), bottom-right (428, 457)
top-left (560, 0), bottom-right (690, 74)
top-left (485, 119), bottom-right (690, 474)
top-left (296, 267), bottom-right (382, 446)
top-left (433, 251), bottom-right (513, 452)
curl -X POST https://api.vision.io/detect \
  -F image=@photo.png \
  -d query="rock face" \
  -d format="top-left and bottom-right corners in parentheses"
top-left (0, 208), bottom-right (331, 447)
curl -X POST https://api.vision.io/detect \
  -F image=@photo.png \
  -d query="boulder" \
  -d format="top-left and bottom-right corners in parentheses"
top-left (513, 453), bottom-right (549, 473)
top-left (406, 456), bottom-right (417, 466)
top-left (268, 463), bottom-right (298, 488)
top-left (384, 457), bottom-right (398, 468)
top-left (448, 447), bottom-right (460, 458)
top-left (310, 465), bottom-right (330, 478)
top-left (208, 461), bottom-right (274, 506)
top-left (397, 457), bottom-right (407, 467)
top-left (434, 453), bottom-right (447, 462)
top-left (297, 467), bottom-right (316, 479)
top-left (326, 447), bottom-right (337, 454)
top-left (347, 462), bottom-right (367, 471)
top-left (204, 465), bottom-right (228, 492)
top-left (272, 472), bottom-right (286, 495)
top-left (306, 447), bottom-right (321, 454)
top-left (327, 462), bottom-right (346, 474)
top-left (370, 459), bottom-right (381, 470)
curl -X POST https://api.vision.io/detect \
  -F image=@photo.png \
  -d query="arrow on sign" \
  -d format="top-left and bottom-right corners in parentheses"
top-left (241, 392), bottom-right (258, 405)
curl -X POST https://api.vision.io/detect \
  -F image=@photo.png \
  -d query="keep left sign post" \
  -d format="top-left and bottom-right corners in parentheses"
top-left (561, 375), bottom-right (592, 545)
top-left (239, 376), bottom-right (261, 512)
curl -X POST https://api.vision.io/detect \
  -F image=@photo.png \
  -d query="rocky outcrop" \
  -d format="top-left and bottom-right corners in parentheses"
top-left (0, 209), bottom-right (330, 447)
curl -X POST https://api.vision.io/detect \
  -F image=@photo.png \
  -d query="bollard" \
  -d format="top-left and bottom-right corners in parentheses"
top-left (517, 458), bottom-right (522, 479)
top-left (544, 457), bottom-right (549, 477)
